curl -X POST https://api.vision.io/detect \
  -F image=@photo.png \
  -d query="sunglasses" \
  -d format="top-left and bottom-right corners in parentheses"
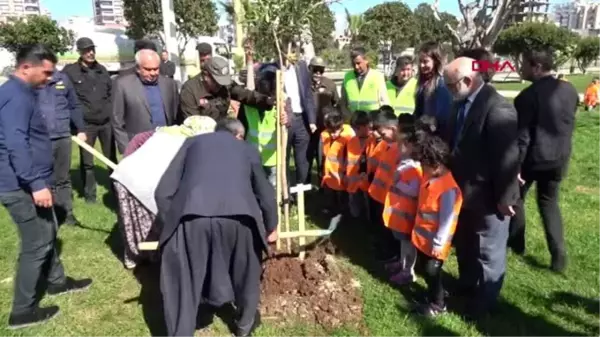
top-left (312, 67), bottom-right (325, 74)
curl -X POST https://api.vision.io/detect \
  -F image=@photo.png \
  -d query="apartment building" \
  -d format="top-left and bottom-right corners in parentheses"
top-left (554, 1), bottom-right (600, 35)
top-left (92, 0), bottom-right (126, 26)
top-left (0, 0), bottom-right (43, 22)
top-left (486, 0), bottom-right (550, 25)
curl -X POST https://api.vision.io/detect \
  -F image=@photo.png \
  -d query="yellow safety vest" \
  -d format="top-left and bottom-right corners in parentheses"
top-left (245, 105), bottom-right (277, 167)
top-left (386, 78), bottom-right (417, 116)
top-left (343, 70), bottom-right (384, 113)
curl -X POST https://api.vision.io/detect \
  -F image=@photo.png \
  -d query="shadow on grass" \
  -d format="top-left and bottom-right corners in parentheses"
top-left (70, 167), bottom-right (118, 213)
top-left (104, 221), bottom-right (125, 263)
top-left (127, 263), bottom-right (167, 336)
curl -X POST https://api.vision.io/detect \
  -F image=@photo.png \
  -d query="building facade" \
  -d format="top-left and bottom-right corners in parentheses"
top-left (554, 1), bottom-right (600, 35)
top-left (0, 0), bottom-right (46, 22)
top-left (92, 0), bottom-right (126, 26)
top-left (485, 0), bottom-right (550, 25)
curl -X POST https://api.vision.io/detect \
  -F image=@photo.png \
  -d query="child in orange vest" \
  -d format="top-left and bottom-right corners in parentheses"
top-left (383, 114), bottom-right (423, 286)
top-left (410, 131), bottom-right (463, 317)
top-left (321, 110), bottom-right (354, 215)
top-left (368, 106), bottom-right (401, 261)
top-left (346, 111), bottom-right (375, 219)
top-left (584, 78), bottom-right (599, 111)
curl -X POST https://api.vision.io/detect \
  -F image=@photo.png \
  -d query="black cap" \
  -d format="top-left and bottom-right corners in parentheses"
top-left (196, 42), bottom-right (212, 55)
top-left (202, 57), bottom-right (231, 86)
top-left (76, 37), bottom-right (95, 50)
top-left (134, 39), bottom-right (158, 53)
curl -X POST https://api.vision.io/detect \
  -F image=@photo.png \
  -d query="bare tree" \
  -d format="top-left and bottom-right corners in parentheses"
top-left (430, 0), bottom-right (518, 50)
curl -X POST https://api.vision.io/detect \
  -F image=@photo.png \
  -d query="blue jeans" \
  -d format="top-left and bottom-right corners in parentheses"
top-left (0, 189), bottom-right (66, 314)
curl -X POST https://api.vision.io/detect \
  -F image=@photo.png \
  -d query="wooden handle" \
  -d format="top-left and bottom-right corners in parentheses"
top-left (71, 136), bottom-right (118, 170)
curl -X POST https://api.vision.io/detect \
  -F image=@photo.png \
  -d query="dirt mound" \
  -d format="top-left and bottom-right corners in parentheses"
top-left (260, 242), bottom-right (364, 332)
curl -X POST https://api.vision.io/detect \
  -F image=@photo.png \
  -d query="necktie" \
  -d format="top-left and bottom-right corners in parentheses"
top-left (453, 100), bottom-right (468, 149)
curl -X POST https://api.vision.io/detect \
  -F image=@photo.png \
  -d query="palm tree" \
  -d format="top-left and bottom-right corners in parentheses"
top-left (344, 8), bottom-right (365, 41)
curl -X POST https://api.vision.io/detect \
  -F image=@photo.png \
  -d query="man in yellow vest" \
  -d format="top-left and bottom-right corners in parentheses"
top-left (340, 46), bottom-right (389, 118)
top-left (386, 56), bottom-right (417, 115)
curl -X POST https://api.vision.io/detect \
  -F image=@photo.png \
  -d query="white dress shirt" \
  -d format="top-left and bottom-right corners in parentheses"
top-left (284, 66), bottom-right (303, 113)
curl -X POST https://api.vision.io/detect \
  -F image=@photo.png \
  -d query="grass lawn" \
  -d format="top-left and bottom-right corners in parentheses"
top-left (0, 112), bottom-right (598, 336)
top-left (493, 74), bottom-right (595, 93)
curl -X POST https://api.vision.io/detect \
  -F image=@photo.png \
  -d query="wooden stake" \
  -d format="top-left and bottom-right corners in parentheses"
top-left (290, 184), bottom-right (311, 260)
top-left (275, 70), bottom-right (283, 251)
top-left (279, 70), bottom-right (291, 254)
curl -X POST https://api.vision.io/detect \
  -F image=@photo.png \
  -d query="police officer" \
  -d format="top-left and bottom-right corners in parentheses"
top-left (37, 69), bottom-right (87, 225)
top-left (307, 56), bottom-right (339, 185)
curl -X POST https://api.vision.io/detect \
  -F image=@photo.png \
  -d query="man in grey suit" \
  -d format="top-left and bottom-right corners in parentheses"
top-left (443, 57), bottom-right (520, 319)
top-left (112, 49), bottom-right (179, 154)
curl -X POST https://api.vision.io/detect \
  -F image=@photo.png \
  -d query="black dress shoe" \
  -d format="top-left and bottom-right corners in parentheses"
top-left (234, 311), bottom-right (261, 337)
top-left (8, 306), bottom-right (60, 330)
top-left (84, 198), bottom-right (96, 204)
top-left (47, 277), bottom-right (93, 296)
top-left (551, 253), bottom-right (567, 273)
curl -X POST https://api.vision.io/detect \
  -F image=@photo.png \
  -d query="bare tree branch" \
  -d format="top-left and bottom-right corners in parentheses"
top-left (431, 0), bottom-right (462, 44)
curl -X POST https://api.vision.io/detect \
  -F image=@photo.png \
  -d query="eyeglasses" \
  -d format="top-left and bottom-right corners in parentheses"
top-left (446, 76), bottom-right (466, 87)
top-left (311, 67), bottom-right (325, 74)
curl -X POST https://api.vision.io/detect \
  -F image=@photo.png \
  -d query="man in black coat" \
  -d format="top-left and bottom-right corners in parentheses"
top-left (443, 57), bottom-right (520, 318)
top-left (509, 49), bottom-right (579, 273)
top-left (155, 118), bottom-right (277, 337)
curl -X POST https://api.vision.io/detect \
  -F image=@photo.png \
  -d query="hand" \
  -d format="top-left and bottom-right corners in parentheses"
top-left (497, 204), bottom-right (516, 217)
top-left (267, 230), bottom-right (278, 243)
top-left (309, 124), bottom-right (317, 133)
top-left (431, 246), bottom-right (444, 259)
top-left (76, 132), bottom-right (87, 143)
top-left (199, 98), bottom-right (209, 107)
top-left (517, 173), bottom-right (525, 186)
top-left (32, 188), bottom-right (53, 208)
top-left (279, 110), bottom-right (288, 126)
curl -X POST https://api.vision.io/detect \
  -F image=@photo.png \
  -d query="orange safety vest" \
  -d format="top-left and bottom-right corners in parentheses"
top-left (584, 84), bottom-right (599, 106)
top-left (321, 125), bottom-right (355, 191)
top-left (366, 139), bottom-right (386, 176)
top-left (411, 171), bottom-right (463, 261)
top-left (382, 160), bottom-right (423, 235)
top-left (346, 135), bottom-right (377, 193)
top-left (368, 142), bottom-right (400, 204)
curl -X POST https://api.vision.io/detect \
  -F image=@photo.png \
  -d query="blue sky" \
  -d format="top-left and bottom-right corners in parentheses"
top-left (41, 0), bottom-right (568, 34)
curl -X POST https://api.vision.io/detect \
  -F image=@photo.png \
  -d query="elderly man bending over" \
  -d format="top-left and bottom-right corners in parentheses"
top-left (442, 57), bottom-right (520, 320)
top-left (112, 49), bottom-right (179, 154)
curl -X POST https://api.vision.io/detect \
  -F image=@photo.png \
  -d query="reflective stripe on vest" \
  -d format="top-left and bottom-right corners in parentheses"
top-left (383, 207), bottom-right (415, 222)
top-left (386, 78), bottom-right (417, 116)
top-left (368, 143), bottom-right (399, 203)
top-left (245, 105), bottom-right (277, 167)
top-left (382, 163), bottom-right (423, 233)
top-left (343, 70), bottom-right (384, 113)
top-left (411, 172), bottom-right (463, 261)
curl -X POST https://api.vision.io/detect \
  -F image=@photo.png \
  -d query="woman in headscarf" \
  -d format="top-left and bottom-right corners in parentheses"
top-left (113, 116), bottom-right (217, 269)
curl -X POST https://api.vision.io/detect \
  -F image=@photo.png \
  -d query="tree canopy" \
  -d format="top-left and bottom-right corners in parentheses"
top-left (356, 2), bottom-right (418, 53)
top-left (574, 36), bottom-right (600, 74)
top-left (0, 15), bottom-right (74, 55)
top-left (123, 0), bottom-right (218, 54)
top-left (493, 22), bottom-right (578, 70)
top-left (413, 3), bottom-right (458, 48)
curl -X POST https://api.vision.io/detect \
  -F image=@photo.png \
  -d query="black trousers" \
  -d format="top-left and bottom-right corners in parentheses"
top-left (509, 166), bottom-right (566, 258)
top-left (160, 217), bottom-right (261, 336)
top-left (51, 137), bottom-right (74, 223)
top-left (286, 114), bottom-right (311, 186)
top-left (368, 197), bottom-right (396, 259)
top-left (0, 189), bottom-right (66, 314)
top-left (306, 127), bottom-right (323, 185)
top-left (415, 250), bottom-right (444, 307)
top-left (79, 123), bottom-right (117, 201)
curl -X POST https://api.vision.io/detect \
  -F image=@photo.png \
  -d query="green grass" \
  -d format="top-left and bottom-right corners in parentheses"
top-left (0, 112), bottom-right (598, 336)
top-left (493, 74), bottom-right (595, 93)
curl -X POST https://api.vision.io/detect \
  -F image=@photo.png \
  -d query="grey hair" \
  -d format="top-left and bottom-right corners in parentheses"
top-left (215, 117), bottom-right (245, 138)
top-left (135, 49), bottom-right (160, 66)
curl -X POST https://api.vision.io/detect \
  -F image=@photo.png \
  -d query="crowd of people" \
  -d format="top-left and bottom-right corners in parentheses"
top-left (0, 33), bottom-right (580, 337)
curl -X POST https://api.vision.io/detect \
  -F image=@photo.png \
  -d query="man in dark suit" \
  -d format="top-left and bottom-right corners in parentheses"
top-left (155, 118), bottom-right (277, 337)
top-left (443, 57), bottom-right (520, 318)
top-left (280, 55), bottom-right (317, 186)
top-left (159, 49), bottom-right (176, 78)
top-left (112, 49), bottom-right (179, 154)
top-left (509, 49), bottom-right (578, 273)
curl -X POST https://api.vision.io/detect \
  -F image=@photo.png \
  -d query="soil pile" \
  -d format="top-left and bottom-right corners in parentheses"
top-left (260, 242), bottom-right (364, 331)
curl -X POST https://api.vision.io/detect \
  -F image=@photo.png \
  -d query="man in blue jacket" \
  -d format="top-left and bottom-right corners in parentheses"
top-left (0, 44), bottom-right (92, 330)
top-left (37, 70), bottom-right (87, 226)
